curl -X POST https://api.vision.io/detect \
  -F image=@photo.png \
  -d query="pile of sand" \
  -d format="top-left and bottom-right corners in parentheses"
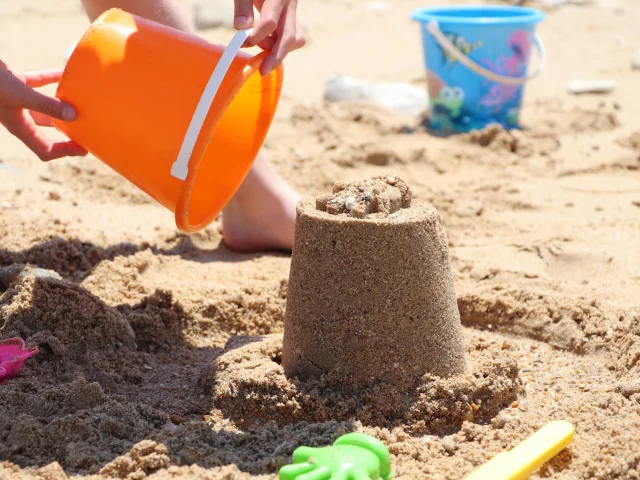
top-left (0, 276), bottom-right (140, 384)
top-left (315, 175), bottom-right (412, 218)
top-left (203, 334), bottom-right (520, 435)
top-left (3, 1), bottom-right (640, 478)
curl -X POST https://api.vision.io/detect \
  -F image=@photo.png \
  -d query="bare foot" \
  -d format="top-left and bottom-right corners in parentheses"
top-left (221, 153), bottom-right (301, 253)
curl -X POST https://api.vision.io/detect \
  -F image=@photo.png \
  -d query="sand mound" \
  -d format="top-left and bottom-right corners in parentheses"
top-left (117, 290), bottom-right (189, 352)
top-left (203, 334), bottom-right (519, 435)
top-left (81, 249), bottom-right (158, 305)
top-left (617, 131), bottom-right (640, 152)
top-left (328, 144), bottom-right (417, 168)
top-left (529, 103), bottom-right (621, 135)
top-left (0, 238), bottom-right (141, 282)
top-left (99, 440), bottom-right (171, 478)
top-left (0, 373), bottom-right (168, 472)
top-left (82, 250), bottom-right (289, 348)
top-left (610, 311), bottom-right (640, 374)
top-left (463, 124), bottom-right (560, 158)
top-left (457, 286), bottom-right (627, 356)
top-left (0, 276), bottom-right (141, 384)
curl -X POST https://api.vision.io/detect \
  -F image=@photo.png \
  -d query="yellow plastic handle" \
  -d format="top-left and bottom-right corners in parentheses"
top-left (463, 421), bottom-right (574, 480)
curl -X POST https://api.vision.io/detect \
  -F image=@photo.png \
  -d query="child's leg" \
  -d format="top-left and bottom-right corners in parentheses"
top-left (81, 0), bottom-right (195, 33)
top-left (221, 152), bottom-right (300, 252)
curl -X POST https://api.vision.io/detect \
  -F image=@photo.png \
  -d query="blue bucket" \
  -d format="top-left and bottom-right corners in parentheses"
top-left (412, 5), bottom-right (545, 133)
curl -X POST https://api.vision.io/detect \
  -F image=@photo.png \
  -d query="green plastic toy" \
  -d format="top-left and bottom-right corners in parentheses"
top-left (278, 432), bottom-right (394, 480)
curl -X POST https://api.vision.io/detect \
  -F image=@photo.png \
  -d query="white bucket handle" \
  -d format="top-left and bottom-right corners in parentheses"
top-left (171, 28), bottom-right (253, 181)
top-left (426, 20), bottom-right (545, 86)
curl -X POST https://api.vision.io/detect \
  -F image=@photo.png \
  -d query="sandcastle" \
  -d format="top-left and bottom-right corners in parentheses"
top-left (282, 175), bottom-right (466, 388)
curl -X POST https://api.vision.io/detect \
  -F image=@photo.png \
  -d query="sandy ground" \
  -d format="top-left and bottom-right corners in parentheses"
top-left (2, 0), bottom-right (640, 478)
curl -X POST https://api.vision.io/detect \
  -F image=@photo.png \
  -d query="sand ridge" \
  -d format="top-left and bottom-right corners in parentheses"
top-left (205, 334), bottom-right (519, 434)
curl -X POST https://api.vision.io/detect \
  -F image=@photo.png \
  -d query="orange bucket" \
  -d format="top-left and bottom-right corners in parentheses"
top-left (53, 8), bottom-right (283, 233)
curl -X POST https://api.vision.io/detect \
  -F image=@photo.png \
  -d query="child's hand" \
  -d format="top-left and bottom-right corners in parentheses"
top-left (233, 0), bottom-right (306, 76)
top-left (0, 61), bottom-right (87, 161)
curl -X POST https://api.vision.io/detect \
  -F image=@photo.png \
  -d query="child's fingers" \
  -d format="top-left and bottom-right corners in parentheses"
top-left (234, 0), bottom-right (255, 29)
top-left (249, 0), bottom-right (285, 46)
top-left (22, 70), bottom-right (64, 88)
top-left (36, 140), bottom-right (88, 161)
top-left (10, 116), bottom-right (86, 161)
top-left (260, 1), bottom-right (298, 76)
top-left (256, 34), bottom-right (277, 51)
top-left (254, 12), bottom-right (305, 57)
top-left (0, 69), bottom-right (76, 122)
top-left (293, 18), bottom-right (307, 51)
top-left (23, 89), bottom-right (75, 122)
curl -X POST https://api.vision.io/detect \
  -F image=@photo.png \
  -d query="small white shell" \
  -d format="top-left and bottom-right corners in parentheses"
top-left (345, 196), bottom-right (356, 211)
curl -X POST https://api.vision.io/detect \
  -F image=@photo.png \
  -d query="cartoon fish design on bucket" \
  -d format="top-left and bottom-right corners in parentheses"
top-left (439, 32), bottom-right (483, 69)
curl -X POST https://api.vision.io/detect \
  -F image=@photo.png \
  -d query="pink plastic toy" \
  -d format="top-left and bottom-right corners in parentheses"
top-left (0, 338), bottom-right (38, 381)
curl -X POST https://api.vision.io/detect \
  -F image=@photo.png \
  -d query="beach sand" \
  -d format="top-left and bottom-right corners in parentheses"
top-left (2, 0), bottom-right (640, 478)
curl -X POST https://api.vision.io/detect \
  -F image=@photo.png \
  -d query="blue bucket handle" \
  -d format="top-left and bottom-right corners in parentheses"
top-left (426, 20), bottom-right (546, 86)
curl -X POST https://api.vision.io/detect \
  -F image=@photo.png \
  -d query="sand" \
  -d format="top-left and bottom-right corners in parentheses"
top-left (282, 177), bottom-right (466, 386)
top-left (2, 0), bottom-right (640, 478)
top-left (206, 334), bottom-right (517, 433)
top-left (314, 175), bottom-right (413, 217)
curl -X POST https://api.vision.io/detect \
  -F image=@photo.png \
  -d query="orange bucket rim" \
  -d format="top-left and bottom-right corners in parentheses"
top-left (175, 52), bottom-right (282, 233)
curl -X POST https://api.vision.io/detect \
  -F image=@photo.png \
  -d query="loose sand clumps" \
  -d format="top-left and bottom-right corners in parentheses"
top-left (315, 175), bottom-right (412, 218)
top-left (282, 176), bottom-right (467, 388)
top-left (204, 334), bottom-right (520, 435)
top-left (0, 276), bottom-right (136, 374)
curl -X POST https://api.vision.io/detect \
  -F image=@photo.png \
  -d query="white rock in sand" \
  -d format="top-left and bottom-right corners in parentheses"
top-left (632, 51), bottom-right (640, 70)
top-left (567, 79), bottom-right (616, 94)
top-left (370, 83), bottom-right (429, 116)
top-left (364, 2), bottom-right (391, 13)
top-left (532, 0), bottom-right (569, 8)
top-left (194, 0), bottom-right (235, 29)
top-left (324, 75), bottom-right (374, 103)
top-left (324, 75), bottom-right (429, 116)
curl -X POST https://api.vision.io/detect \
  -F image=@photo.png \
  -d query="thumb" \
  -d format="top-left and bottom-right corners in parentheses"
top-left (234, 0), bottom-right (255, 29)
top-left (0, 70), bottom-right (76, 122)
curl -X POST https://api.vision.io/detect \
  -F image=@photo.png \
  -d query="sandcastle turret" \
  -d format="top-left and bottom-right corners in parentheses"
top-left (282, 175), bottom-right (466, 388)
